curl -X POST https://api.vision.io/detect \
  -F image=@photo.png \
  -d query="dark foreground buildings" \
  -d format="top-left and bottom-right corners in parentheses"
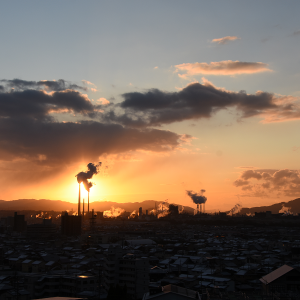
top-left (1, 211), bottom-right (300, 299)
top-left (61, 212), bottom-right (82, 236)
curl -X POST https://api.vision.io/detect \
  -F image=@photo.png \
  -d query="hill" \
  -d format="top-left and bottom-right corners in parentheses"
top-left (240, 198), bottom-right (300, 215)
top-left (0, 199), bottom-right (195, 214)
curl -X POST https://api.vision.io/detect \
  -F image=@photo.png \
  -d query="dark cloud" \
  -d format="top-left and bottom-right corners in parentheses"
top-left (0, 78), bottom-right (189, 170)
top-left (0, 118), bottom-right (184, 164)
top-left (0, 79), bottom-right (87, 92)
top-left (104, 82), bottom-right (284, 127)
top-left (242, 185), bottom-right (252, 191)
top-left (241, 170), bottom-right (262, 180)
top-left (233, 179), bottom-right (249, 187)
top-left (0, 89), bottom-right (96, 120)
top-left (234, 169), bottom-right (300, 197)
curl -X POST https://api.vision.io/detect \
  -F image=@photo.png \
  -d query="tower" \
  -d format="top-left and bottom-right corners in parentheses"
top-left (78, 183), bottom-right (81, 216)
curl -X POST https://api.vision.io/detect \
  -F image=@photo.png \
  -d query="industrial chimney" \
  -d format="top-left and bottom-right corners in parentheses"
top-left (78, 184), bottom-right (81, 216)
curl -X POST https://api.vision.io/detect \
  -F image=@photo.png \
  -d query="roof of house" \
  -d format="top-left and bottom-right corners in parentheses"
top-left (144, 284), bottom-right (201, 299)
top-left (259, 264), bottom-right (294, 285)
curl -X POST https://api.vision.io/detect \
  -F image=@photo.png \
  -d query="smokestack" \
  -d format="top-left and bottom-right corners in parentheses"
top-left (88, 191), bottom-right (90, 217)
top-left (186, 189), bottom-right (207, 214)
top-left (78, 183), bottom-right (81, 216)
top-left (146, 210), bottom-right (148, 216)
top-left (76, 162), bottom-right (101, 217)
top-left (83, 198), bottom-right (85, 217)
top-left (203, 203), bottom-right (205, 214)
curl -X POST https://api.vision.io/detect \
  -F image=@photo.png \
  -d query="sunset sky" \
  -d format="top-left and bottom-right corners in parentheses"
top-left (0, 1), bottom-right (300, 211)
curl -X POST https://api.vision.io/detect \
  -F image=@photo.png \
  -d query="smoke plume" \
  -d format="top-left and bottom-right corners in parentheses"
top-left (186, 189), bottom-right (207, 204)
top-left (227, 203), bottom-right (242, 216)
top-left (103, 206), bottom-right (125, 218)
top-left (76, 162), bottom-right (101, 191)
top-left (129, 210), bottom-right (137, 218)
top-left (279, 205), bottom-right (292, 216)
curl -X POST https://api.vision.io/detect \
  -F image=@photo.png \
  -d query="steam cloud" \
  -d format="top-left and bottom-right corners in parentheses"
top-left (103, 206), bottom-right (125, 218)
top-left (76, 162), bottom-right (101, 191)
top-left (186, 189), bottom-right (207, 204)
top-left (227, 203), bottom-right (242, 216)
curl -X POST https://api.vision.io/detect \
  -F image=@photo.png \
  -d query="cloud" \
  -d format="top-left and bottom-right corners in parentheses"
top-left (241, 170), bottom-right (262, 180)
top-left (1, 79), bottom-right (87, 92)
top-left (0, 89), bottom-right (96, 121)
top-left (293, 30), bottom-right (300, 36)
top-left (103, 81), bottom-right (300, 127)
top-left (97, 98), bottom-right (110, 105)
top-left (212, 36), bottom-right (240, 44)
top-left (82, 80), bottom-right (96, 86)
top-left (174, 60), bottom-right (271, 78)
top-left (237, 166), bottom-right (255, 169)
top-left (0, 79), bottom-right (190, 167)
top-left (233, 169), bottom-right (300, 197)
top-left (0, 119), bottom-right (185, 164)
top-left (234, 179), bottom-right (250, 187)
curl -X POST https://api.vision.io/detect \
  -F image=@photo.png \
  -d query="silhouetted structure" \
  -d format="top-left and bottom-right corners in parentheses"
top-left (139, 207), bottom-right (143, 216)
top-left (260, 265), bottom-right (300, 293)
top-left (13, 212), bottom-right (27, 233)
top-left (61, 212), bottom-right (81, 236)
top-left (169, 204), bottom-right (179, 215)
top-left (27, 218), bottom-right (57, 238)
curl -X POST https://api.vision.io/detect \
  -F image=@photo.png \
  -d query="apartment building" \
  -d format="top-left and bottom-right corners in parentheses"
top-left (103, 245), bottom-right (149, 299)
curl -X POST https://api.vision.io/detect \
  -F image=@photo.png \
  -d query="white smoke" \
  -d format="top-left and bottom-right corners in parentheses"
top-left (129, 210), bottom-right (137, 218)
top-left (227, 203), bottom-right (242, 216)
top-left (103, 206), bottom-right (125, 218)
top-left (279, 205), bottom-right (292, 216)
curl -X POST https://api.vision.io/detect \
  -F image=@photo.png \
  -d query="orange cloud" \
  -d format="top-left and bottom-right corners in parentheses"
top-left (175, 60), bottom-right (271, 78)
top-left (82, 80), bottom-right (96, 86)
top-left (97, 97), bottom-right (110, 105)
top-left (212, 36), bottom-right (240, 44)
top-left (259, 95), bottom-right (300, 123)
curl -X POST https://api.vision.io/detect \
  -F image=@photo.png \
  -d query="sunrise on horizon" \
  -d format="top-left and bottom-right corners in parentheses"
top-left (0, 2), bottom-right (300, 299)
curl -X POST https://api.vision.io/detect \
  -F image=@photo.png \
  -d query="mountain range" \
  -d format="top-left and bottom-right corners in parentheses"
top-left (0, 198), bottom-right (299, 214)
top-left (0, 199), bottom-right (194, 213)
top-left (239, 198), bottom-right (300, 215)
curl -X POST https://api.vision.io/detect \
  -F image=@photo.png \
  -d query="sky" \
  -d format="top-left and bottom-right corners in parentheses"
top-left (0, 1), bottom-right (300, 211)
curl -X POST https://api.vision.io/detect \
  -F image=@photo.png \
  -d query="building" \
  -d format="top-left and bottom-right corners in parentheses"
top-left (103, 245), bottom-right (149, 299)
top-left (260, 264), bottom-right (300, 293)
top-left (142, 284), bottom-right (201, 300)
top-left (27, 218), bottom-right (57, 238)
top-left (14, 212), bottom-right (27, 232)
top-left (61, 212), bottom-right (82, 236)
top-left (33, 274), bottom-right (96, 298)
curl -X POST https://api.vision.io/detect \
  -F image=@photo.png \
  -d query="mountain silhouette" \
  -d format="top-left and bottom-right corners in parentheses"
top-left (0, 199), bottom-right (194, 213)
top-left (240, 198), bottom-right (300, 214)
